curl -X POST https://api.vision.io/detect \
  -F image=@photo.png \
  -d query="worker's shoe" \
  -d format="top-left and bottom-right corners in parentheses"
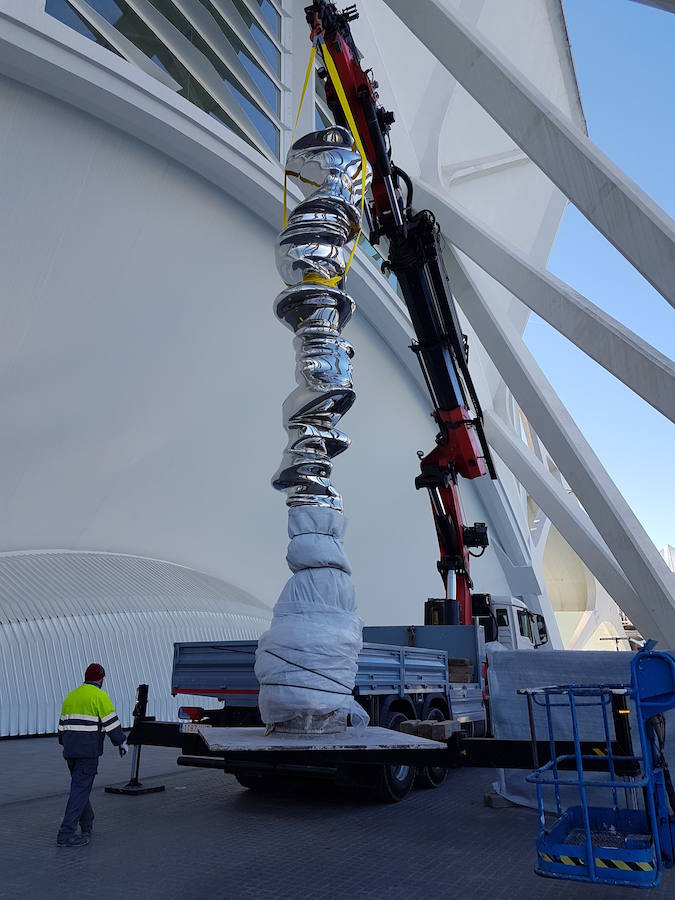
top-left (57, 834), bottom-right (89, 847)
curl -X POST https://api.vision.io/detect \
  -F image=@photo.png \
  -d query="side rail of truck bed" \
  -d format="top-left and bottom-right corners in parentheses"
top-left (170, 638), bottom-right (486, 730)
top-left (170, 640), bottom-right (450, 705)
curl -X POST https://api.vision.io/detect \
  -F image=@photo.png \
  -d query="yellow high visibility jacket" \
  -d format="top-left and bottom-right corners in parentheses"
top-left (58, 682), bottom-right (125, 758)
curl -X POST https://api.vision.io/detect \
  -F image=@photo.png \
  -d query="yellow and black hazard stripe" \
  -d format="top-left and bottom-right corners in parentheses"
top-left (539, 852), bottom-right (583, 867)
top-left (595, 858), bottom-right (654, 872)
top-left (539, 852), bottom-right (654, 872)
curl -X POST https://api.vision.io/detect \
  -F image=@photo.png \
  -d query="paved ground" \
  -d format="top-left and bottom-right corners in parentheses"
top-left (1, 736), bottom-right (673, 900)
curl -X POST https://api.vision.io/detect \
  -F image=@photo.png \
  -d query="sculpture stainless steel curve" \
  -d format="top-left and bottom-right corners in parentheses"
top-left (272, 127), bottom-right (371, 511)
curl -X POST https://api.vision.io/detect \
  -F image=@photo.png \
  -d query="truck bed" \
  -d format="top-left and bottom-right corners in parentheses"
top-left (171, 640), bottom-right (449, 705)
top-left (171, 636), bottom-right (486, 729)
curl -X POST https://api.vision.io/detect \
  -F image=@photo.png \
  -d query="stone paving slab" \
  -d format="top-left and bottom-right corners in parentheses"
top-left (1, 736), bottom-right (673, 900)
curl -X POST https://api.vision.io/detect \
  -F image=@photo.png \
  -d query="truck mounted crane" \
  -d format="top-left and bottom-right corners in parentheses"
top-left (306, 0), bottom-right (497, 630)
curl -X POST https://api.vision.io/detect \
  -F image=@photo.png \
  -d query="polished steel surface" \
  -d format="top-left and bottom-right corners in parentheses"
top-left (275, 127), bottom-right (367, 284)
top-left (273, 127), bottom-right (371, 511)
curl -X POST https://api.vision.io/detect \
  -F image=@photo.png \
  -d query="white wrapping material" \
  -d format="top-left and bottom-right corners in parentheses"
top-left (255, 507), bottom-right (368, 732)
top-left (487, 648), bottom-right (675, 810)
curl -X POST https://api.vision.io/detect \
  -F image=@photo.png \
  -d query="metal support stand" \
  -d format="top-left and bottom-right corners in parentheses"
top-left (105, 684), bottom-right (166, 796)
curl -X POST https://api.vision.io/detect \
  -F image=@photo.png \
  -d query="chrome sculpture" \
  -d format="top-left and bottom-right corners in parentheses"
top-left (253, 126), bottom-right (371, 735)
top-left (272, 127), bottom-right (370, 511)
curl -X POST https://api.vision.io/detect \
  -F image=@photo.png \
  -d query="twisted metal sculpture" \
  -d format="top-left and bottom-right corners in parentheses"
top-left (272, 126), bottom-right (370, 512)
top-left (254, 126), bottom-right (371, 734)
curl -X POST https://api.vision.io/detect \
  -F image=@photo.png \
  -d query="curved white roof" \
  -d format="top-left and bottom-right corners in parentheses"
top-left (0, 551), bottom-right (270, 736)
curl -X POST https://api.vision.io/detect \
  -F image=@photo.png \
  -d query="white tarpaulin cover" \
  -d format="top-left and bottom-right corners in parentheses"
top-left (487, 648), bottom-right (675, 810)
top-left (255, 507), bottom-right (368, 732)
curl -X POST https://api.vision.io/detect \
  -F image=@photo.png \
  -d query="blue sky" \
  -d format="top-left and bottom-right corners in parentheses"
top-left (523, 0), bottom-right (675, 551)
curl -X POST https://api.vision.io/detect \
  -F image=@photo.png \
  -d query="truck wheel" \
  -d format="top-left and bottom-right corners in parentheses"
top-left (234, 772), bottom-right (273, 792)
top-left (415, 707), bottom-right (448, 789)
top-left (373, 711), bottom-right (415, 803)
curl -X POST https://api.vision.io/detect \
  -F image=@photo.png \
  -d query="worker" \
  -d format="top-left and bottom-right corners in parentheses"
top-left (56, 662), bottom-right (128, 847)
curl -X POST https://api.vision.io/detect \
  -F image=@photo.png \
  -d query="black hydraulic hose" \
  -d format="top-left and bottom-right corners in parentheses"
top-left (357, 86), bottom-right (392, 178)
top-left (392, 165), bottom-right (413, 212)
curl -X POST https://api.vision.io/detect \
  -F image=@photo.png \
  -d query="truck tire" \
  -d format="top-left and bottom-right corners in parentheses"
top-left (415, 707), bottom-right (448, 789)
top-left (372, 711), bottom-right (415, 803)
top-left (234, 772), bottom-right (276, 792)
top-left (233, 770), bottom-right (336, 796)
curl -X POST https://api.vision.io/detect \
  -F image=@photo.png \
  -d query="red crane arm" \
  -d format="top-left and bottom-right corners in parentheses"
top-left (306, 2), bottom-right (496, 626)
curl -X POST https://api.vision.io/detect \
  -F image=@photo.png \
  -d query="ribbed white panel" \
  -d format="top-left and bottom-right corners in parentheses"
top-left (0, 551), bottom-right (271, 736)
top-left (66, 0), bottom-right (182, 91)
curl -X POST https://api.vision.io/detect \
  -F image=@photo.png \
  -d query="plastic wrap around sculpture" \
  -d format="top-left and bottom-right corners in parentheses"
top-left (254, 127), bottom-right (371, 734)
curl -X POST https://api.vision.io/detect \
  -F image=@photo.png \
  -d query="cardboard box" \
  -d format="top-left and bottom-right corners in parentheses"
top-left (449, 670), bottom-right (474, 683)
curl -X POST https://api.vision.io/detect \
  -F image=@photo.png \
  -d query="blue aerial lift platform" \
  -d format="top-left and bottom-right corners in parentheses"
top-left (525, 643), bottom-right (675, 888)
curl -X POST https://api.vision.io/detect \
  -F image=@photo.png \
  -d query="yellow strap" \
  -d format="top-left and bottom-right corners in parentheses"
top-left (282, 43), bottom-right (317, 229)
top-left (319, 38), bottom-right (367, 279)
top-left (303, 272), bottom-right (342, 288)
top-left (281, 38), bottom-right (368, 289)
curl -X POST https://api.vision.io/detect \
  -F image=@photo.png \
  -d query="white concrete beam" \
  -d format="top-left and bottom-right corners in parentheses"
top-left (382, 0), bottom-right (675, 309)
top-left (629, 1), bottom-right (675, 12)
top-left (567, 610), bottom-right (599, 652)
top-left (445, 246), bottom-right (675, 646)
top-left (484, 409), bottom-right (642, 623)
top-left (490, 541), bottom-right (541, 596)
top-left (414, 179), bottom-right (675, 422)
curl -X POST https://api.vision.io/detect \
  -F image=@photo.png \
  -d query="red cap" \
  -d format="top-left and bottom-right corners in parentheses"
top-left (85, 663), bottom-right (106, 682)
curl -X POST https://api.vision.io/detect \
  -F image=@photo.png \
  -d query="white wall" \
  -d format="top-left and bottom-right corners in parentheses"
top-left (0, 73), bottom-right (452, 624)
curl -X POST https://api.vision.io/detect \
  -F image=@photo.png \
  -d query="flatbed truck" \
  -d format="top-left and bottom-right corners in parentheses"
top-left (127, 624), bottom-right (486, 800)
top-left (169, 626), bottom-right (484, 801)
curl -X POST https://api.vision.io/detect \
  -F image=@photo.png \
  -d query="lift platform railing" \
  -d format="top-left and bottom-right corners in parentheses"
top-left (523, 645), bottom-right (675, 889)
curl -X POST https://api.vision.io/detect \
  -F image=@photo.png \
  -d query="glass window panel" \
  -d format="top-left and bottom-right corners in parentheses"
top-left (85, 0), bottom-right (125, 24)
top-left (496, 608), bottom-right (510, 628)
top-left (151, 53), bottom-right (171, 75)
top-left (315, 106), bottom-right (330, 131)
top-left (200, 1), bottom-right (280, 78)
top-left (250, 23), bottom-right (279, 72)
top-left (231, 0), bottom-right (279, 72)
top-left (518, 610), bottom-right (532, 640)
top-left (258, 0), bottom-right (280, 38)
top-left (46, 0), bottom-right (113, 46)
top-left (188, 26), bottom-right (278, 131)
top-left (224, 81), bottom-right (279, 155)
top-left (315, 70), bottom-right (327, 104)
top-left (239, 51), bottom-right (279, 114)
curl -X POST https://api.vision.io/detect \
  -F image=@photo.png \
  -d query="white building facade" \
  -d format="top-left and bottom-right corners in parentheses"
top-left (1, 0), bottom-right (671, 735)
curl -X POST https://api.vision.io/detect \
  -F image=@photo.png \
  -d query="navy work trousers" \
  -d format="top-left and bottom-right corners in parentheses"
top-left (57, 757), bottom-right (98, 841)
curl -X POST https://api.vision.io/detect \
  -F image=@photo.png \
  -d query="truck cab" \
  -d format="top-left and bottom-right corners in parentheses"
top-left (478, 596), bottom-right (549, 650)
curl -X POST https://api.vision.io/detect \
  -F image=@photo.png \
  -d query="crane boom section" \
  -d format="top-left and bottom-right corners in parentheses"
top-left (306, 2), bottom-right (497, 624)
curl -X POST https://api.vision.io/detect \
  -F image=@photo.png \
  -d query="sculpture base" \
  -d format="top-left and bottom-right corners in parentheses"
top-left (197, 726), bottom-right (446, 753)
top-left (267, 710), bottom-right (347, 736)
